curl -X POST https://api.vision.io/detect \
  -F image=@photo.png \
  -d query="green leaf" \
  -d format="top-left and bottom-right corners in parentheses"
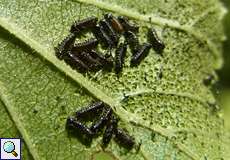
top-left (0, 0), bottom-right (228, 159)
top-left (0, 94), bottom-right (33, 159)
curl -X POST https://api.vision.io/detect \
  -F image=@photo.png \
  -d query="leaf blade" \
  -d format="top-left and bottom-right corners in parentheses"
top-left (0, 0), bottom-right (226, 159)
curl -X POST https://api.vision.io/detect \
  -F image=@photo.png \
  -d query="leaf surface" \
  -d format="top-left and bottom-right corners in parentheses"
top-left (0, 0), bottom-right (228, 159)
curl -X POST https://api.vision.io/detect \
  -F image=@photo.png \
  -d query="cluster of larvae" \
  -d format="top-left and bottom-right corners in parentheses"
top-left (55, 13), bottom-right (165, 74)
top-left (58, 13), bottom-right (166, 149)
top-left (66, 101), bottom-right (138, 149)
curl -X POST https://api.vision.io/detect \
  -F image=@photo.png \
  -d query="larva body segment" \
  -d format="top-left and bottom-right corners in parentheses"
top-left (70, 16), bottom-right (98, 33)
top-left (55, 32), bottom-right (77, 60)
top-left (72, 38), bottom-right (99, 52)
top-left (147, 28), bottom-right (165, 53)
top-left (115, 42), bottom-right (127, 74)
top-left (130, 43), bottom-right (152, 66)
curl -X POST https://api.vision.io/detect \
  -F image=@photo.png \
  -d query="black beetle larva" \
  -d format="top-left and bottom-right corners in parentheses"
top-left (66, 117), bottom-right (94, 136)
top-left (147, 28), bottom-right (165, 53)
top-left (124, 31), bottom-right (140, 53)
top-left (77, 52), bottom-right (103, 71)
top-left (92, 25), bottom-right (114, 48)
top-left (115, 128), bottom-right (135, 149)
top-left (99, 20), bottom-right (119, 46)
top-left (72, 38), bottom-right (99, 52)
top-left (70, 16), bottom-right (98, 33)
top-left (92, 25), bottom-right (107, 46)
top-left (64, 51), bottom-right (89, 72)
top-left (102, 115), bottom-right (118, 146)
top-left (89, 50), bottom-right (114, 71)
top-left (55, 32), bottom-right (78, 60)
top-left (115, 42), bottom-right (127, 74)
top-left (90, 107), bottom-right (112, 134)
top-left (130, 43), bottom-right (152, 66)
top-left (104, 14), bottom-right (124, 33)
top-left (75, 101), bottom-right (104, 118)
top-left (117, 16), bottom-right (139, 33)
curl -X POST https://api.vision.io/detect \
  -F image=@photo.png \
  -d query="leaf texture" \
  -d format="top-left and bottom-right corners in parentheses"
top-left (0, 0), bottom-right (228, 159)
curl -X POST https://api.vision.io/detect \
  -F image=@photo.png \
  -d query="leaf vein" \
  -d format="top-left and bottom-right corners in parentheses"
top-left (0, 81), bottom-right (41, 160)
top-left (188, 6), bottom-right (218, 26)
top-left (119, 88), bottom-right (215, 107)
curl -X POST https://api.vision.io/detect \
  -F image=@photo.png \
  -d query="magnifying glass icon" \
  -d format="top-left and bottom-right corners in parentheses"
top-left (3, 141), bottom-right (18, 157)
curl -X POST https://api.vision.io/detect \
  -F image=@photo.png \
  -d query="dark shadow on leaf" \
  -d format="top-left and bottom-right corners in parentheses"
top-left (218, 1), bottom-right (230, 88)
